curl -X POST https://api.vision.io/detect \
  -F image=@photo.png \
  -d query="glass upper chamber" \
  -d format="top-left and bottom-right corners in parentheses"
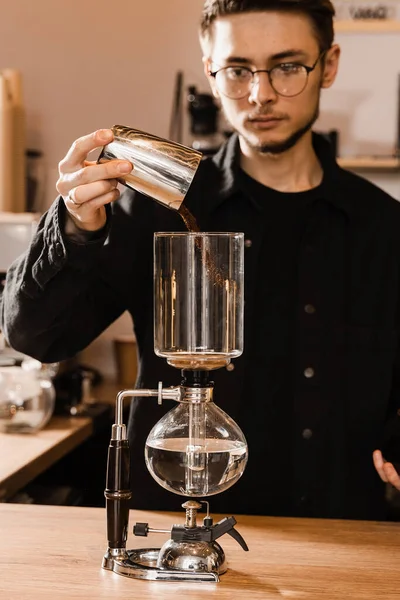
top-left (154, 232), bottom-right (244, 370)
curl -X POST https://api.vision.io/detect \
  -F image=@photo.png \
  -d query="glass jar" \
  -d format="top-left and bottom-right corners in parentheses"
top-left (0, 358), bottom-right (57, 433)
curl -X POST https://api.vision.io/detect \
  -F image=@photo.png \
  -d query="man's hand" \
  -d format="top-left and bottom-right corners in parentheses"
top-left (373, 449), bottom-right (400, 490)
top-left (56, 129), bottom-right (132, 232)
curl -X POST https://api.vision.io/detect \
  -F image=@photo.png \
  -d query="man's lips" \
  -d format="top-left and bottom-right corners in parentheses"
top-left (248, 115), bottom-right (284, 123)
top-left (246, 116), bottom-right (285, 129)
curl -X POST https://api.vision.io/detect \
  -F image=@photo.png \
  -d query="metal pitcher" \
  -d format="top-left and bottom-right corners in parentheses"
top-left (97, 125), bottom-right (202, 211)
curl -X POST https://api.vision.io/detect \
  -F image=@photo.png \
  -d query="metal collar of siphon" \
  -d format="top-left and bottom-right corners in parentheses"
top-left (179, 386), bottom-right (213, 403)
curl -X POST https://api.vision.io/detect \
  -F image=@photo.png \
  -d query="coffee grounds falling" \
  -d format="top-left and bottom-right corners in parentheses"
top-left (178, 204), bottom-right (201, 233)
top-left (178, 204), bottom-right (224, 287)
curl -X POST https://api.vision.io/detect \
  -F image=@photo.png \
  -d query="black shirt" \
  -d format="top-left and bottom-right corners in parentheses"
top-left (236, 169), bottom-right (326, 515)
top-left (2, 132), bottom-right (400, 520)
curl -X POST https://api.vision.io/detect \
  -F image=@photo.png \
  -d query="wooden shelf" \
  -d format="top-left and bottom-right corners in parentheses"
top-left (0, 416), bottom-right (93, 500)
top-left (338, 156), bottom-right (400, 170)
top-left (335, 19), bottom-right (400, 32)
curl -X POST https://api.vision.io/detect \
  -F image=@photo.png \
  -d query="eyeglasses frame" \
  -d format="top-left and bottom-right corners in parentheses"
top-left (208, 52), bottom-right (326, 99)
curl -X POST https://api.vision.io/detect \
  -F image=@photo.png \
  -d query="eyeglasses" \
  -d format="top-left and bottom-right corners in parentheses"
top-left (209, 53), bottom-right (323, 99)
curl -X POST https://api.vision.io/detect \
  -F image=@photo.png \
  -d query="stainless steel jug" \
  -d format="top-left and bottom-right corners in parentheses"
top-left (97, 125), bottom-right (202, 211)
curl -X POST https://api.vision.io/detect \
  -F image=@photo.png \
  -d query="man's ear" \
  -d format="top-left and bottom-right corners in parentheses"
top-left (321, 44), bottom-right (340, 89)
top-left (203, 57), bottom-right (220, 99)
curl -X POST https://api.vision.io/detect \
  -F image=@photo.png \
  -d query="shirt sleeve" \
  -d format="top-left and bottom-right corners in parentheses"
top-left (0, 196), bottom-right (124, 362)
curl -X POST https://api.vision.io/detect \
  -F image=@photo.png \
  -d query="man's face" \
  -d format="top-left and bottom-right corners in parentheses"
top-left (203, 11), bottom-right (339, 154)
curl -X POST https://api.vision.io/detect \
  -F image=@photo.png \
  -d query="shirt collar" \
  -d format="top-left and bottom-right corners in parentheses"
top-left (209, 131), bottom-right (353, 219)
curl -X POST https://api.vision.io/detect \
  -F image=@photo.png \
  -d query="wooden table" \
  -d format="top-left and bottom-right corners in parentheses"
top-left (0, 416), bottom-right (93, 501)
top-left (1, 503), bottom-right (400, 599)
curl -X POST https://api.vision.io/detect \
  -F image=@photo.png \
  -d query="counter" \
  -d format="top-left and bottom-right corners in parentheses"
top-left (1, 503), bottom-right (400, 599)
top-left (0, 416), bottom-right (92, 500)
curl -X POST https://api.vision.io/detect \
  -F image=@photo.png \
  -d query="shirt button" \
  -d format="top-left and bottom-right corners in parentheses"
top-left (302, 428), bottom-right (313, 439)
top-left (304, 304), bottom-right (316, 314)
top-left (244, 239), bottom-right (252, 248)
top-left (300, 495), bottom-right (310, 505)
top-left (226, 363), bottom-right (235, 372)
top-left (304, 367), bottom-right (315, 378)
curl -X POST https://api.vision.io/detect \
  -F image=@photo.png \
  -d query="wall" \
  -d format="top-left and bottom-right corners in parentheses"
top-left (1, 2), bottom-right (399, 378)
top-left (320, 29), bottom-right (399, 159)
top-left (317, 27), bottom-right (400, 199)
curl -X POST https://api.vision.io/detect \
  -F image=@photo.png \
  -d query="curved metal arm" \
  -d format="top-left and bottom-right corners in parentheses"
top-left (112, 384), bottom-right (182, 440)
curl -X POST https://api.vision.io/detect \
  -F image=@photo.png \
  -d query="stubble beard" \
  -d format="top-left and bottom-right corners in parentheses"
top-left (234, 100), bottom-right (320, 156)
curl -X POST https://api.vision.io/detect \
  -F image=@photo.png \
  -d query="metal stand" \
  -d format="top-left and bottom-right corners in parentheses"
top-left (102, 384), bottom-right (248, 582)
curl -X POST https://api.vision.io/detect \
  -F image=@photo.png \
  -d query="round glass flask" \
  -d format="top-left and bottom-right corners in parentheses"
top-left (145, 385), bottom-right (248, 497)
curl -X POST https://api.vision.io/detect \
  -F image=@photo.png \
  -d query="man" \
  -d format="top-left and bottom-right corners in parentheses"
top-left (2, 0), bottom-right (400, 520)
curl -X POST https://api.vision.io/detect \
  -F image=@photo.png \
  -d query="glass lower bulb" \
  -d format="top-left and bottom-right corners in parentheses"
top-left (145, 400), bottom-right (248, 497)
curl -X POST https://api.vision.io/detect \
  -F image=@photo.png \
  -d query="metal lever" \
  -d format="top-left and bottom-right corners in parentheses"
top-left (168, 515), bottom-right (249, 551)
top-left (209, 516), bottom-right (249, 551)
top-left (225, 524), bottom-right (249, 551)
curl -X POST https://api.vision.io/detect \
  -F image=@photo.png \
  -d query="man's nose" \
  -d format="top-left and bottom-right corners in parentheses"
top-left (248, 71), bottom-right (277, 105)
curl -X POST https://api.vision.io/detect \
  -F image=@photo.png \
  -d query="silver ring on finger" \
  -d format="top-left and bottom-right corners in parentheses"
top-left (67, 187), bottom-right (80, 206)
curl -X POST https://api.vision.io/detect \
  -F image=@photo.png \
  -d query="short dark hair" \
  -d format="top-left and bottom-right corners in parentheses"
top-left (200, 0), bottom-right (335, 53)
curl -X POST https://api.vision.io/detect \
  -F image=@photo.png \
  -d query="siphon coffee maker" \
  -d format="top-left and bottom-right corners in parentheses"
top-left (102, 231), bottom-right (248, 583)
